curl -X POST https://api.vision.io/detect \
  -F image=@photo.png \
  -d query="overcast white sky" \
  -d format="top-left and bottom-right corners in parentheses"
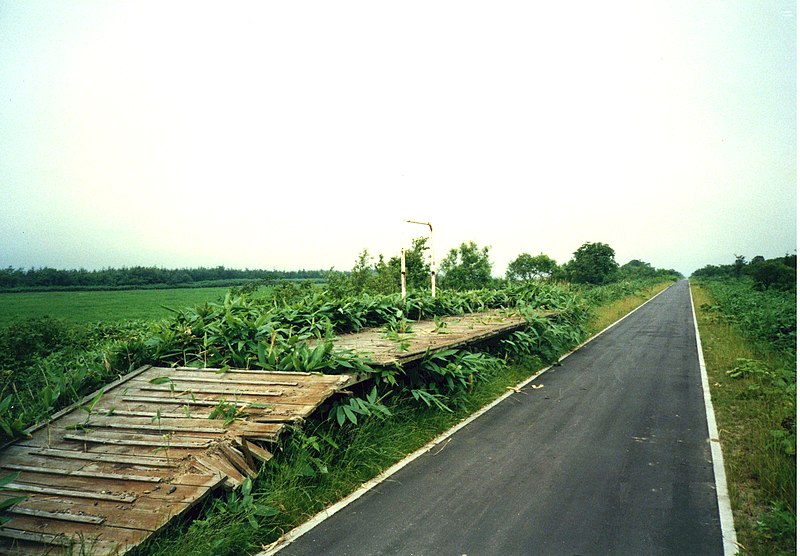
top-left (0, 1), bottom-right (795, 277)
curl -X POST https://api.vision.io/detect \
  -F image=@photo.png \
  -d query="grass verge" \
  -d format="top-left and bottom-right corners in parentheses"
top-left (690, 282), bottom-right (796, 556)
top-left (585, 281), bottom-right (672, 336)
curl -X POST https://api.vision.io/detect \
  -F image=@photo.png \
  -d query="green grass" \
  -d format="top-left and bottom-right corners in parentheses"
top-left (691, 282), bottom-right (796, 556)
top-left (0, 287), bottom-right (232, 326)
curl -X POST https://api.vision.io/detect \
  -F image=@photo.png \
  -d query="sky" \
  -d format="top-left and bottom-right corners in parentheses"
top-left (0, 1), bottom-right (795, 277)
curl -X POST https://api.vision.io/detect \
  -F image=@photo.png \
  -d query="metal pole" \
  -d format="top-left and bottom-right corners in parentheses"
top-left (400, 247), bottom-right (407, 299)
top-left (429, 224), bottom-right (436, 298)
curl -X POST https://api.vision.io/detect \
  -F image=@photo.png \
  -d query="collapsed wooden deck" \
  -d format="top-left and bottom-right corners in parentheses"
top-left (329, 310), bottom-right (530, 366)
top-left (0, 366), bottom-right (357, 555)
top-left (0, 309), bottom-right (535, 554)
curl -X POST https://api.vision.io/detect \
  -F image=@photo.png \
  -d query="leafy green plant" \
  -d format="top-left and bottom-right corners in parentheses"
top-left (0, 396), bottom-right (26, 440)
top-left (330, 386), bottom-right (391, 426)
top-left (726, 358), bottom-right (770, 379)
top-left (208, 400), bottom-right (245, 427)
top-left (211, 477), bottom-right (279, 530)
top-left (0, 471), bottom-right (25, 527)
top-left (756, 501), bottom-right (796, 550)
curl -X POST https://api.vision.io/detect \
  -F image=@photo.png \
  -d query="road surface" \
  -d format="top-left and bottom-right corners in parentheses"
top-left (275, 281), bottom-right (725, 555)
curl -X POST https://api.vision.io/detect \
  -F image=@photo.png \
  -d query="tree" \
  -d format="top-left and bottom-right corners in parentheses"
top-left (506, 253), bottom-right (558, 281)
top-left (565, 242), bottom-right (618, 285)
top-left (395, 236), bottom-right (432, 291)
top-left (368, 236), bottom-right (432, 295)
top-left (349, 249), bottom-right (374, 294)
top-left (733, 254), bottom-right (747, 278)
top-left (439, 241), bottom-right (493, 290)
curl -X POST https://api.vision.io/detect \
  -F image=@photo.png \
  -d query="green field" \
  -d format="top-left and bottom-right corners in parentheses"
top-left (0, 287), bottom-right (232, 326)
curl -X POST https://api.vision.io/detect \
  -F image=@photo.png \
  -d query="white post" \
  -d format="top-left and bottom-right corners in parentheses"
top-left (400, 247), bottom-right (407, 298)
top-left (429, 224), bottom-right (436, 298)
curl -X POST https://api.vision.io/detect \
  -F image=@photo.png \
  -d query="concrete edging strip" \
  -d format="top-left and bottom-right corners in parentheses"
top-left (259, 283), bottom-right (673, 555)
top-left (688, 282), bottom-right (739, 555)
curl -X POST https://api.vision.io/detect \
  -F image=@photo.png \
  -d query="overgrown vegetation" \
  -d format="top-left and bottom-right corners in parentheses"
top-left (0, 317), bottom-right (152, 442)
top-left (691, 258), bottom-right (796, 556)
top-left (0, 239), bottom-right (684, 554)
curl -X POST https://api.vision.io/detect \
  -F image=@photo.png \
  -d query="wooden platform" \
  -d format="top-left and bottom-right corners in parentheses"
top-left (329, 310), bottom-right (530, 366)
top-left (0, 309), bottom-right (537, 554)
top-left (0, 366), bottom-right (357, 555)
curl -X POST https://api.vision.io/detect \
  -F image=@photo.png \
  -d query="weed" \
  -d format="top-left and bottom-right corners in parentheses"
top-left (0, 471), bottom-right (24, 527)
top-left (691, 281), bottom-right (796, 556)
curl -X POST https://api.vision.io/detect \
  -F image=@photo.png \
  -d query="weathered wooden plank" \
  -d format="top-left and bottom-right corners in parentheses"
top-left (6, 468), bottom-right (221, 504)
top-left (129, 378), bottom-right (349, 395)
top-left (17, 437), bottom-right (201, 462)
top-left (0, 517), bottom-right (150, 552)
top-left (7, 506), bottom-right (106, 525)
top-left (0, 464), bottom-right (163, 484)
top-left (140, 374), bottom-right (301, 387)
top-left (242, 440), bottom-right (273, 465)
top-left (169, 367), bottom-right (330, 377)
top-left (120, 388), bottom-right (341, 406)
top-left (218, 443), bottom-right (256, 478)
top-left (2, 483), bottom-right (136, 503)
top-left (138, 385), bottom-right (285, 396)
top-left (25, 447), bottom-right (177, 468)
top-left (73, 415), bottom-right (284, 438)
top-left (163, 368), bottom-right (350, 384)
top-left (90, 399), bottom-right (316, 421)
top-left (63, 433), bottom-right (212, 449)
top-left (0, 528), bottom-right (75, 547)
top-left (0, 445), bottom-right (178, 478)
top-left (194, 453), bottom-right (245, 489)
top-left (327, 312), bottom-right (530, 366)
top-left (121, 395), bottom-right (254, 407)
top-left (0, 493), bottom-right (180, 531)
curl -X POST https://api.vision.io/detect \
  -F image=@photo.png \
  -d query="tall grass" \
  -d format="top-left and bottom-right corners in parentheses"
top-left (691, 282), bottom-right (796, 556)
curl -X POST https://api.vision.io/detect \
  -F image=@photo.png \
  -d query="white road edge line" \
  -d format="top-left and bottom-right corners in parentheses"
top-left (688, 281), bottom-right (739, 555)
top-left (258, 283), bottom-right (673, 555)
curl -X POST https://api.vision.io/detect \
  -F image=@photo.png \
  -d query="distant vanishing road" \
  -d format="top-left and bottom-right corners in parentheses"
top-left (272, 280), bottom-right (729, 556)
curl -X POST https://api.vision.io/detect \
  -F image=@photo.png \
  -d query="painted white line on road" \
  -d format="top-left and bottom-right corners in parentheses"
top-left (689, 282), bottom-right (739, 556)
top-left (259, 283), bottom-right (673, 555)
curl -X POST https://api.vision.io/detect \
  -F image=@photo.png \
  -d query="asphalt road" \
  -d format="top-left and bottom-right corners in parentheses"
top-left (277, 280), bottom-right (724, 555)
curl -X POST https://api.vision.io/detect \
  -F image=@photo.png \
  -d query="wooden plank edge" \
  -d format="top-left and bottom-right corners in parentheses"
top-left (0, 365), bottom-right (154, 451)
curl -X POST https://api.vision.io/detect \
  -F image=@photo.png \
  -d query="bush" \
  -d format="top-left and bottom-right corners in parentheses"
top-left (0, 317), bottom-right (79, 369)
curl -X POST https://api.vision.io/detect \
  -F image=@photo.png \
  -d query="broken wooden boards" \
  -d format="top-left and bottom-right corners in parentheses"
top-left (0, 309), bottom-right (542, 554)
top-left (0, 366), bottom-right (356, 555)
top-left (330, 310), bottom-right (533, 367)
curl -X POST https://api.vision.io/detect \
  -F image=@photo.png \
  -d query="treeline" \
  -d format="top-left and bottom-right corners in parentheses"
top-left (334, 239), bottom-right (683, 296)
top-left (692, 254), bottom-right (796, 291)
top-left (0, 266), bottom-right (326, 292)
